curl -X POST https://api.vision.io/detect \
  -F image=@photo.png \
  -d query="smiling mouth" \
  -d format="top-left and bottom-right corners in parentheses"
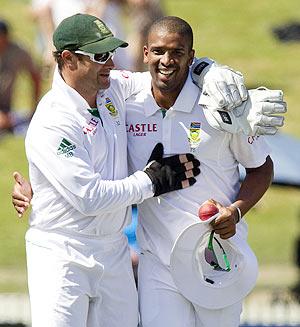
top-left (99, 72), bottom-right (110, 77)
top-left (158, 69), bottom-right (176, 77)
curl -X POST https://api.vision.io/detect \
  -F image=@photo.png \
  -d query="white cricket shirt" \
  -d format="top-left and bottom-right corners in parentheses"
top-left (126, 73), bottom-right (271, 266)
top-left (25, 68), bottom-right (153, 236)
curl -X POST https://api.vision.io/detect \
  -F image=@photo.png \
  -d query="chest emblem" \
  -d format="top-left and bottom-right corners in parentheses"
top-left (105, 97), bottom-right (118, 117)
top-left (179, 121), bottom-right (202, 151)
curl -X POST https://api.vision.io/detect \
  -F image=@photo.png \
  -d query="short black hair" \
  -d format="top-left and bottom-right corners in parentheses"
top-left (147, 16), bottom-right (193, 50)
top-left (0, 20), bottom-right (9, 35)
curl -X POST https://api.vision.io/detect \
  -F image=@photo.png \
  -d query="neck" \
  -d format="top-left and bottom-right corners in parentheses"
top-left (152, 88), bottom-right (180, 109)
top-left (151, 74), bottom-right (187, 110)
top-left (62, 72), bottom-right (97, 108)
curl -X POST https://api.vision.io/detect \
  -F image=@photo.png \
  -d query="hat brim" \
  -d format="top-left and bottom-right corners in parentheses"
top-left (79, 36), bottom-right (128, 54)
top-left (170, 223), bottom-right (258, 309)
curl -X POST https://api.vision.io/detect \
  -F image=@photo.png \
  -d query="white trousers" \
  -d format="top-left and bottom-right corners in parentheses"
top-left (138, 251), bottom-right (242, 327)
top-left (26, 228), bottom-right (138, 327)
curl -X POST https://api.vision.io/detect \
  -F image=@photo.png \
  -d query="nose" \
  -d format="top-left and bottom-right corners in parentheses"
top-left (104, 57), bottom-right (115, 69)
top-left (160, 51), bottom-right (174, 66)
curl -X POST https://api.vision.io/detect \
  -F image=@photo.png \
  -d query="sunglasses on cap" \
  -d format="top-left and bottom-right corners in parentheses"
top-left (204, 230), bottom-right (231, 274)
top-left (74, 50), bottom-right (115, 64)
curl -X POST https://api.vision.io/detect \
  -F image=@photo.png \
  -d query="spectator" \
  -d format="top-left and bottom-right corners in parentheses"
top-left (0, 19), bottom-right (41, 134)
top-left (29, 0), bottom-right (134, 72)
top-left (126, 0), bottom-right (165, 71)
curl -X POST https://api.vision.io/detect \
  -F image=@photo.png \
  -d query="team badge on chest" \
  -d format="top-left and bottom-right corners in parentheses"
top-left (179, 121), bottom-right (202, 152)
top-left (105, 97), bottom-right (118, 117)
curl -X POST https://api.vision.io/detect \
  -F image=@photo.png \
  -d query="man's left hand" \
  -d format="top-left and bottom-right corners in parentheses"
top-left (209, 199), bottom-right (238, 239)
top-left (191, 57), bottom-right (248, 110)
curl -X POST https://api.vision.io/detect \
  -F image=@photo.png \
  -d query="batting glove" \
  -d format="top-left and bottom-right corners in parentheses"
top-left (191, 57), bottom-right (248, 110)
top-left (144, 143), bottom-right (200, 196)
top-left (201, 86), bottom-right (287, 136)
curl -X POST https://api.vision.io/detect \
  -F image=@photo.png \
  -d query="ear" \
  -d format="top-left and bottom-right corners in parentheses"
top-left (143, 45), bottom-right (149, 64)
top-left (61, 50), bottom-right (77, 68)
top-left (188, 49), bottom-right (195, 66)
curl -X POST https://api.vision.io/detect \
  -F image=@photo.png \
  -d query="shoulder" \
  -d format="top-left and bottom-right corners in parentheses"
top-left (110, 70), bottom-right (151, 87)
top-left (32, 90), bottom-right (82, 131)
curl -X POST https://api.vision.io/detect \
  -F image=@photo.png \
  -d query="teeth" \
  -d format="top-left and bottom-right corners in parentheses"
top-left (158, 69), bottom-right (174, 76)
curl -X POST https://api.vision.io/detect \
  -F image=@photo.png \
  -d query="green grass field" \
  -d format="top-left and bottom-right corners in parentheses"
top-left (0, 0), bottom-right (300, 292)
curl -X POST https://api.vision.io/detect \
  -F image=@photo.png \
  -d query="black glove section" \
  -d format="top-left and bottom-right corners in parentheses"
top-left (144, 143), bottom-right (200, 196)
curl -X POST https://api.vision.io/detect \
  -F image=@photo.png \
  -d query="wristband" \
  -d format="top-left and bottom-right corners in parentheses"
top-left (230, 204), bottom-right (242, 223)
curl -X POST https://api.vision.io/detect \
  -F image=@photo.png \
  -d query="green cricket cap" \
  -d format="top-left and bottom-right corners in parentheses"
top-left (53, 13), bottom-right (128, 54)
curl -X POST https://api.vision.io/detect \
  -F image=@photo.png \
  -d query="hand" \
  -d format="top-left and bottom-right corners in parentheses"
top-left (209, 199), bottom-right (237, 239)
top-left (242, 87), bottom-right (287, 135)
top-left (191, 57), bottom-right (248, 110)
top-left (144, 143), bottom-right (200, 196)
top-left (201, 86), bottom-right (287, 136)
top-left (12, 172), bottom-right (33, 218)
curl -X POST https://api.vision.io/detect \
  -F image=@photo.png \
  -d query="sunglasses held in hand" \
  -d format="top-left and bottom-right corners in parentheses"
top-left (205, 230), bottom-right (231, 272)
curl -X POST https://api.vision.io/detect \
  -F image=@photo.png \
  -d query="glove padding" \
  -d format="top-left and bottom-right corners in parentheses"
top-left (200, 86), bottom-right (287, 136)
top-left (144, 143), bottom-right (200, 196)
top-left (191, 57), bottom-right (248, 110)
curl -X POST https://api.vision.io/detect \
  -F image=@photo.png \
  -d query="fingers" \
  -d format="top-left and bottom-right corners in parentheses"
top-left (213, 220), bottom-right (236, 239)
top-left (234, 74), bottom-right (248, 102)
top-left (205, 81), bottom-right (228, 108)
top-left (255, 126), bottom-right (277, 135)
top-left (184, 168), bottom-right (200, 179)
top-left (173, 167), bottom-right (200, 190)
top-left (14, 206), bottom-right (26, 218)
top-left (13, 171), bottom-right (25, 185)
top-left (12, 187), bottom-right (31, 203)
top-left (12, 197), bottom-right (29, 218)
top-left (205, 81), bottom-right (245, 111)
top-left (179, 153), bottom-right (196, 163)
top-left (12, 197), bottom-right (30, 207)
top-left (181, 177), bottom-right (197, 189)
top-left (175, 167), bottom-right (201, 183)
top-left (260, 115), bottom-right (284, 127)
top-left (261, 101), bottom-right (287, 114)
top-left (12, 192), bottom-right (30, 218)
top-left (254, 87), bottom-right (284, 102)
top-left (12, 171), bottom-right (31, 218)
top-left (216, 229), bottom-right (236, 240)
top-left (147, 143), bottom-right (164, 164)
top-left (162, 153), bottom-right (193, 166)
top-left (175, 159), bottom-right (200, 174)
top-left (229, 84), bottom-right (243, 108)
top-left (162, 154), bottom-right (200, 173)
top-left (211, 206), bottom-right (237, 239)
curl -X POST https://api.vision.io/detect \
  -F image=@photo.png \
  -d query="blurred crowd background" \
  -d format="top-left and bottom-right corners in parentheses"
top-left (0, 0), bottom-right (300, 326)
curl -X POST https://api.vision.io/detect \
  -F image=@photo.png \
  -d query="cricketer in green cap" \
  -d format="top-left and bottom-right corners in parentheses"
top-left (53, 13), bottom-right (128, 54)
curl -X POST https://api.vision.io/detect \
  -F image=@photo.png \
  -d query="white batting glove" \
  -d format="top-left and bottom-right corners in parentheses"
top-left (201, 87), bottom-right (287, 136)
top-left (191, 57), bottom-right (248, 110)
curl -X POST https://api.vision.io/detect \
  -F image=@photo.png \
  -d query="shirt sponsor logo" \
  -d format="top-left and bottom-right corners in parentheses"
top-left (57, 138), bottom-right (76, 157)
top-left (83, 117), bottom-right (99, 135)
top-left (126, 123), bottom-right (158, 136)
top-left (105, 97), bottom-right (118, 117)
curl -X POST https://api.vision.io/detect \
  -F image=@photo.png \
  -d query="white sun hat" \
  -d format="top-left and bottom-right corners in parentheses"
top-left (170, 221), bottom-right (258, 309)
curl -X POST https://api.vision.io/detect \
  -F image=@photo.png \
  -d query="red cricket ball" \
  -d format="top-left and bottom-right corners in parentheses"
top-left (198, 202), bottom-right (219, 221)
